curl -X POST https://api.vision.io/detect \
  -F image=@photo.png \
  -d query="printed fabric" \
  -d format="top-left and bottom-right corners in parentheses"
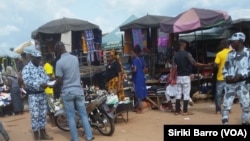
top-left (84, 30), bottom-right (95, 51)
top-left (132, 28), bottom-right (143, 48)
top-left (223, 47), bottom-right (250, 79)
top-left (22, 61), bottom-right (50, 92)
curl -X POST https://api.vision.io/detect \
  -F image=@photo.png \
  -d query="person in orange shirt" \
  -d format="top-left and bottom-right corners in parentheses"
top-left (213, 39), bottom-right (231, 114)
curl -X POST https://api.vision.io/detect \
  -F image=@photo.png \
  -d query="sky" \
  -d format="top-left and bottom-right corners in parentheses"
top-left (0, 0), bottom-right (250, 49)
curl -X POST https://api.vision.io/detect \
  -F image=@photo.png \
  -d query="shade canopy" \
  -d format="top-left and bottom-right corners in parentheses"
top-left (31, 17), bottom-right (101, 39)
top-left (102, 15), bottom-right (137, 50)
top-left (120, 14), bottom-right (173, 31)
top-left (179, 27), bottom-right (230, 42)
top-left (228, 18), bottom-right (250, 31)
top-left (160, 8), bottom-right (231, 33)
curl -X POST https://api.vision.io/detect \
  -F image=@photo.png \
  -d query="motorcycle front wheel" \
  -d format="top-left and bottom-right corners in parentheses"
top-left (54, 114), bottom-right (70, 131)
top-left (95, 112), bottom-right (115, 136)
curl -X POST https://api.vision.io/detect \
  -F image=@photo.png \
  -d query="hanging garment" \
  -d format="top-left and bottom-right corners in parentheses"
top-left (87, 52), bottom-right (91, 63)
top-left (91, 52), bottom-right (95, 62)
top-left (84, 30), bottom-right (95, 51)
top-left (61, 31), bottom-right (72, 52)
top-left (132, 28), bottom-right (143, 48)
top-left (95, 51), bottom-right (100, 62)
top-left (142, 29), bottom-right (148, 49)
top-left (86, 52), bottom-right (95, 63)
top-left (81, 33), bottom-right (88, 53)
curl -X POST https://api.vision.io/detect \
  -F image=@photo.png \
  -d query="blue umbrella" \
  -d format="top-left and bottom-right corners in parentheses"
top-left (0, 47), bottom-right (20, 58)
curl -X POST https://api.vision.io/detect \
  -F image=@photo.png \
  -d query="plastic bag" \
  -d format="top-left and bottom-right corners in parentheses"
top-left (106, 94), bottom-right (119, 105)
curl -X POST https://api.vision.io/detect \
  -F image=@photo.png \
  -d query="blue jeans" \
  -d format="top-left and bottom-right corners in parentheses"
top-left (215, 80), bottom-right (226, 112)
top-left (0, 121), bottom-right (9, 141)
top-left (61, 93), bottom-right (93, 141)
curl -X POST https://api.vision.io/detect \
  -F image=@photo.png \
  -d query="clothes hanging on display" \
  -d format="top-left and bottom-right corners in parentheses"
top-left (84, 29), bottom-right (95, 51)
top-left (142, 29), bottom-right (148, 49)
top-left (81, 33), bottom-right (88, 53)
top-left (87, 51), bottom-right (96, 62)
top-left (61, 31), bottom-right (72, 52)
top-left (132, 28), bottom-right (143, 48)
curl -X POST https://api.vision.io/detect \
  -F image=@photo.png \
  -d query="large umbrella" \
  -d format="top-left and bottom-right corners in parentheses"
top-left (14, 41), bottom-right (33, 54)
top-left (228, 18), bottom-right (250, 31)
top-left (120, 14), bottom-right (173, 31)
top-left (23, 45), bottom-right (37, 54)
top-left (0, 47), bottom-right (20, 58)
top-left (160, 8), bottom-right (231, 33)
top-left (32, 17), bottom-right (101, 38)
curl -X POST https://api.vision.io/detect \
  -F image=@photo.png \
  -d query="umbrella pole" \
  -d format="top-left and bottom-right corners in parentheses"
top-left (194, 31), bottom-right (201, 94)
top-left (88, 51), bottom-right (93, 86)
top-left (194, 31), bottom-right (198, 61)
top-left (121, 34), bottom-right (124, 55)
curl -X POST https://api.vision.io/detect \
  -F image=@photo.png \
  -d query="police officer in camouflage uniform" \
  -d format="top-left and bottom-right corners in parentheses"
top-left (222, 32), bottom-right (250, 125)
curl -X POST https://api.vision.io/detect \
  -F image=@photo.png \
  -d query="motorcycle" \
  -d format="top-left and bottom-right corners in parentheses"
top-left (54, 89), bottom-right (117, 136)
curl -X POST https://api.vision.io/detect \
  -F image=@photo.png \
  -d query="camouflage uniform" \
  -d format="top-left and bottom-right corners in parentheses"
top-left (222, 47), bottom-right (250, 124)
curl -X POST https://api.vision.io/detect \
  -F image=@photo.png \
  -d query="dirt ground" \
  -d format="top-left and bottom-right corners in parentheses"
top-left (0, 100), bottom-right (243, 141)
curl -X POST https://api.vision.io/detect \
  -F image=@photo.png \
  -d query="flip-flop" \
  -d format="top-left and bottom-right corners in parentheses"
top-left (136, 111), bottom-right (143, 114)
top-left (182, 112), bottom-right (194, 116)
top-left (175, 112), bottom-right (181, 115)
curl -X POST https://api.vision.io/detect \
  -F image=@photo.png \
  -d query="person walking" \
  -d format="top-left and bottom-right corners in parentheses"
top-left (173, 39), bottom-right (212, 116)
top-left (22, 50), bottom-right (53, 141)
top-left (213, 39), bottom-right (231, 114)
top-left (222, 32), bottom-right (250, 125)
top-left (53, 41), bottom-right (93, 141)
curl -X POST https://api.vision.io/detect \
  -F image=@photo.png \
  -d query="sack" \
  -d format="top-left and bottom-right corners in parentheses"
top-left (106, 93), bottom-right (119, 105)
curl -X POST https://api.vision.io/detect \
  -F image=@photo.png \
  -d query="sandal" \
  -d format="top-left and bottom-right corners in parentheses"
top-left (175, 112), bottom-right (181, 115)
top-left (216, 111), bottom-right (221, 114)
top-left (182, 112), bottom-right (194, 116)
top-left (136, 110), bottom-right (143, 114)
top-left (135, 108), bottom-right (143, 114)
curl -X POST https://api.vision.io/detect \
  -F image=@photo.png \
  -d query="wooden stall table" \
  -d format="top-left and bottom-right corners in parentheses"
top-left (147, 94), bottom-right (166, 108)
top-left (145, 79), bottom-right (166, 109)
top-left (146, 79), bottom-right (160, 84)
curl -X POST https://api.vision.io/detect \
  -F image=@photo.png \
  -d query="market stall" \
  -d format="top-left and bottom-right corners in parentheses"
top-left (119, 14), bottom-right (174, 109)
top-left (31, 17), bottom-right (105, 86)
top-left (119, 14), bottom-right (174, 77)
top-left (0, 47), bottom-right (21, 73)
top-left (159, 7), bottom-right (232, 101)
top-left (32, 17), bottom-right (103, 66)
